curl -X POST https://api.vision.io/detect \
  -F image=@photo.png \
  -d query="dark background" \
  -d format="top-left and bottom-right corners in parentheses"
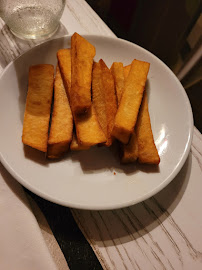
top-left (87, 0), bottom-right (202, 132)
top-left (87, 0), bottom-right (200, 66)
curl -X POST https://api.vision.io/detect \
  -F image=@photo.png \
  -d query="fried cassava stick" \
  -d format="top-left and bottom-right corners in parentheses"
top-left (92, 60), bottom-right (117, 146)
top-left (121, 64), bottom-right (159, 164)
top-left (47, 65), bottom-right (73, 158)
top-left (71, 32), bottom-right (95, 115)
top-left (22, 64), bottom-right (54, 152)
top-left (123, 64), bottom-right (131, 81)
top-left (136, 91), bottom-right (160, 164)
top-left (112, 59), bottom-right (150, 144)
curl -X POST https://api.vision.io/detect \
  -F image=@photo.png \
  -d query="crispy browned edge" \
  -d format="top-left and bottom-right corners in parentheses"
top-left (99, 59), bottom-right (117, 146)
top-left (70, 32), bottom-right (95, 115)
top-left (47, 65), bottom-right (73, 158)
top-left (110, 62), bottom-right (124, 105)
top-left (92, 61), bottom-right (108, 140)
top-left (48, 142), bottom-right (70, 159)
top-left (22, 64), bottom-right (54, 152)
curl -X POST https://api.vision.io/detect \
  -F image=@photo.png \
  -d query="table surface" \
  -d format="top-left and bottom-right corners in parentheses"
top-left (0, 1), bottom-right (202, 269)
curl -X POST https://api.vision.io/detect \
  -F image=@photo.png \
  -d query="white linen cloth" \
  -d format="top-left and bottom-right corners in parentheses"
top-left (0, 163), bottom-right (69, 270)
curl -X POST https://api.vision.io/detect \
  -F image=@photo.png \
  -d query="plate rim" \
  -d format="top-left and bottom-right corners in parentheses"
top-left (0, 34), bottom-right (194, 210)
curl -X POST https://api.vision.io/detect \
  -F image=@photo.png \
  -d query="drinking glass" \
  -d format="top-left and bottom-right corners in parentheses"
top-left (0, 0), bottom-right (66, 40)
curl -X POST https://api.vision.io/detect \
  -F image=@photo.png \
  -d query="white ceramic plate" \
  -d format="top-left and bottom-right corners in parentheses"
top-left (0, 35), bottom-right (193, 210)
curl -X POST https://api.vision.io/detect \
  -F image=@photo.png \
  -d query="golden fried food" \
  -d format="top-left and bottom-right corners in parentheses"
top-left (22, 64), bottom-right (54, 152)
top-left (121, 132), bottom-right (138, 163)
top-left (92, 62), bottom-right (108, 137)
top-left (112, 59), bottom-right (150, 144)
top-left (57, 46), bottom-right (105, 147)
top-left (123, 64), bottom-right (131, 80)
top-left (136, 91), bottom-right (160, 164)
top-left (121, 64), bottom-right (138, 163)
top-left (110, 62), bottom-right (124, 105)
top-left (22, 31), bottom-right (160, 167)
top-left (99, 60), bottom-right (117, 146)
top-left (71, 32), bottom-right (95, 115)
top-left (70, 132), bottom-right (90, 151)
top-left (92, 60), bottom-right (117, 146)
top-left (47, 65), bottom-right (73, 158)
top-left (75, 105), bottom-right (106, 147)
top-left (57, 49), bottom-right (71, 99)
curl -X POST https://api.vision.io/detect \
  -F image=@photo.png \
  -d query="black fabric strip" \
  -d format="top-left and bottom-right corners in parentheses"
top-left (26, 189), bottom-right (103, 270)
